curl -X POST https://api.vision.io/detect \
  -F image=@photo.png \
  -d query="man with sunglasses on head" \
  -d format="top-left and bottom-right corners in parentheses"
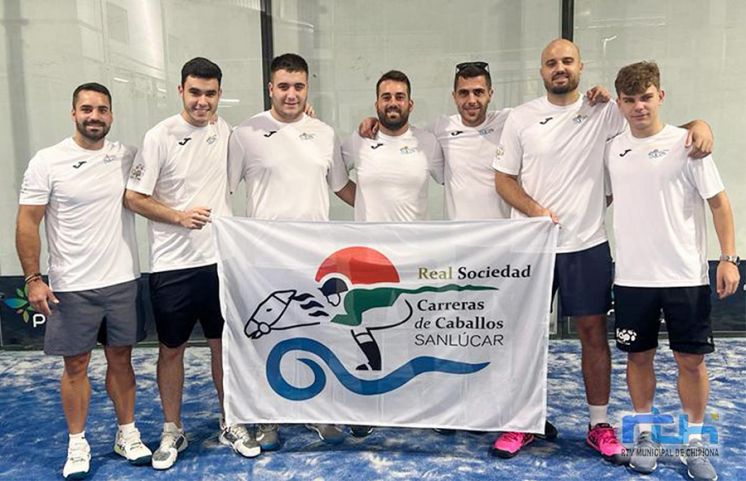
top-left (492, 38), bottom-right (714, 463)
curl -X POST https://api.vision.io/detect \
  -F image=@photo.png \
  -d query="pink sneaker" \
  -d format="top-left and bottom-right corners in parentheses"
top-left (586, 423), bottom-right (628, 464)
top-left (490, 431), bottom-right (535, 458)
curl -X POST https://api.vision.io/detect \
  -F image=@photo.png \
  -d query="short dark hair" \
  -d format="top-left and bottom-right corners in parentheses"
top-left (181, 57), bottom-right (222, 86)
top-left (454, 64), bottom-right (492, 91)
top-left (615, 61), bottom-right (660, 96)
top-left (376, 70), bottom-right (411, 97)
top-left (72, 82), bottom-right (111, 108)
top-left (270, 53), bottom-right (309, 77)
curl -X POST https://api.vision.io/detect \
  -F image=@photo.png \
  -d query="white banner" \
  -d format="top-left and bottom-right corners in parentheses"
top-left (215, 218), bottom-right (558, 433)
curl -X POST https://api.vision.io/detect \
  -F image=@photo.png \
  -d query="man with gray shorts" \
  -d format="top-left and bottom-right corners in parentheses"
top-left (16, 82), bottom-right (151, 480)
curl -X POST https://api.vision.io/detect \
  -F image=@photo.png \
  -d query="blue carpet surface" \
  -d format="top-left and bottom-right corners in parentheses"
top-left (0, 339), bottom-right (743, 481)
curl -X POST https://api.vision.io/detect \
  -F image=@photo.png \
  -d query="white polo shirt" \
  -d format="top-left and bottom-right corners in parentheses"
top-left (127, 114), bottom-right (232, 273)
top-left (19, 138), bottom-right (140, 291)
top-left (493, 96), bottom-right (626, 253)
top-left (228, 111), bottom-right (349, 221)
top-left (341, 127), bottom-right (444, 222)
top-left (431, 110), bottom-right (511, 220)
top-left (605, 125), bottom-right (725, 287)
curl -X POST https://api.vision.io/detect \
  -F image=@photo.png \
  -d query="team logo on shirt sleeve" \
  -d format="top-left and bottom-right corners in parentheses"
top-left (648, 149), bottom-right (669, 159)
top-left (494, 145), bottom-right (505, 160)
top-left (129, 162), bottom-right (145, 181)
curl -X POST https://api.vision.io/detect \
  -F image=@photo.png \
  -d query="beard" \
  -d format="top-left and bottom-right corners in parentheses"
top-left (377, 106), bottom-right (410, 132)
top-left (544, 73), bottom-right (580, 95)
top-left (75, 119), bottom-right (110, 142)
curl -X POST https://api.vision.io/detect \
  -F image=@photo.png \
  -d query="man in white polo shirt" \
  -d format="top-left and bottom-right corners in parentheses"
top-left (125, 57), bottom-right (259, 469)
top-left (228, 53), bottom-right (355, 446)
top-left (493, 38), bottom-right (713, 462)
top-left (342, 70), bottom-right (443, 222)
top-left (606, 61), bottom-right (739, 481)
top-left (16, 82), bottom-right (151, 479)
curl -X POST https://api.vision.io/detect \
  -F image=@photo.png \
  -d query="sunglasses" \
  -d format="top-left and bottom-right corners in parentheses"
top-left (455, 61), bottom-right (490, 73)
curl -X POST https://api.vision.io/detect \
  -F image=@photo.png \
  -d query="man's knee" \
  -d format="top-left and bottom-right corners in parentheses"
top-left (674, 351), bottom-right (706, 374)
top-left (104, 345), bottom-right (133, 367)
top-left (158, 342), bottom-right (187, 363)
top-left (63, 352), bottom-right (92, 378)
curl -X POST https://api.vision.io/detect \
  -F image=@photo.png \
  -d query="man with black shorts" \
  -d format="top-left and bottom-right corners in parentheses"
top-left (16, 82), bottom-right (151, 479)
top-left (125, 57), bottom-right (259, 469)
top-left (493, 39), bottom-right (714, 462)
top-left (228, 53), bottom-right (355, 446)
top-left (606, 61), bottom-right (739, 481)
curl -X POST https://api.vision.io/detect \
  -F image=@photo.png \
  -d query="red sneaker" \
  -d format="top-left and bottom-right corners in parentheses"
top-left (490, 431), bottom-right (535, 458)
top-left (586, 423), bottom-right (628, 464)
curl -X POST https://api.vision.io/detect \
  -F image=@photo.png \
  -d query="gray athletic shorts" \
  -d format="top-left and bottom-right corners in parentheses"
top-left (44, 279), bottom-right (146, 356)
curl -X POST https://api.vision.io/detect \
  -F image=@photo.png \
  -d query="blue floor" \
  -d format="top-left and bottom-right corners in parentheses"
top-left (0, 339), bottom-right (744, 481)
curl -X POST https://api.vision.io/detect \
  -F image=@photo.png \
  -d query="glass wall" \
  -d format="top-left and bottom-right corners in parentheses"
top-left (0, 0), bottom-right (264, 274)
top-left (272, 0), bottom-right (561, 219)
top-left (574, 0), bottom-right (746, 257)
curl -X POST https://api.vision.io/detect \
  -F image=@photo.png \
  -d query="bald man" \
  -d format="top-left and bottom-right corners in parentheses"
top-left (492, 39), bottom-right (713, 463)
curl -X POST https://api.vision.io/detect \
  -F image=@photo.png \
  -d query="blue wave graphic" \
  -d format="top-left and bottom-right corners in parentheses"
top-left (266, 337), bottom-right (490, 401)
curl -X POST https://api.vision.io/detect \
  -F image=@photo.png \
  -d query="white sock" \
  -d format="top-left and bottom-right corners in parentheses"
top-left (164, 421), bottom-right (182, 433)
top-left (589, 404), bottom-right (609, 427)
top-left (118, 422), bottom-right (136, 435)
top-left (688, 422), bottom-right (704, 442)
top-left (636, 411), bottom-right (653, 435)
top-left (69, 431), bottom-right (86, 442)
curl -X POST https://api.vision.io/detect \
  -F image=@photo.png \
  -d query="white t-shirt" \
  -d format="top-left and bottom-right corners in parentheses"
top-left (19, 138), bottom-right (139, 292)
top-left (127, 114), bottom-right (232, 273)
top-left (493, 96), bottom-right (626, 253)
top-left (431, 110), bottom-right (511, 220)
top-left (341, 127), bottom-right (444, 222)
top-left (605, 125), bottom-right (724, 287)
top-left (228, 111), bottom-right (349, 221)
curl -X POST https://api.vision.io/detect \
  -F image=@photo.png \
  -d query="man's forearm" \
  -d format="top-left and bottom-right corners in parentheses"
top-left (16, 215), bottom-right (42, 276)
top-left (494, 172), bottom-right (545, 217)
top-left (335, 181), bottom-right (356, 207)
top-left (708, 192), bottom-right (736, 255)
top-left (124, 190), bottom-right (182, 225)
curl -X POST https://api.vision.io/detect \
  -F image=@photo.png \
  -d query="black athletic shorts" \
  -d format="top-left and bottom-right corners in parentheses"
top-left (149, 264), bottom-right (224, 348)
top-left (613, 285), bottom-right (714, 354)
top-left (552, 242), bottom-right (613, 317)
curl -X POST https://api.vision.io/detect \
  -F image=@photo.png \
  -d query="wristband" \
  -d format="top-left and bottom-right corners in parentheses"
top-left (24, 273), bottom-right (42, 285)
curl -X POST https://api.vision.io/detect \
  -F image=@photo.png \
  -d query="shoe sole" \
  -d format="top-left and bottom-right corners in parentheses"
top-left (63, 469), bottom-right (90, 481)
top-left (680, 455), bottom-right (718, 481)
top-left (218, 434), bottom-right (261, 458)
top-left (350, 429), bottom-right (374, 438)
top-left (151, 437), bottom-right (188, 470)
top-left (490, 447), bottom-right (520, 459)
top-left (629, 460), bottom-right (657, 474)
top-left (585, 439), bottom-right (628, 465)
top-left (306, 425), bottom-right (345, 445)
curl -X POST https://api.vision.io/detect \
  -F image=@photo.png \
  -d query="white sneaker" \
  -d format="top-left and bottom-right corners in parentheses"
top-left (114, 427), bottom-right (152, 465)
top-left (151, 424), bottom-right (188, 470)
top-left (219, 418), bottom-right (261, 458)
top-left (63, 437), bottom-right (91, 480)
